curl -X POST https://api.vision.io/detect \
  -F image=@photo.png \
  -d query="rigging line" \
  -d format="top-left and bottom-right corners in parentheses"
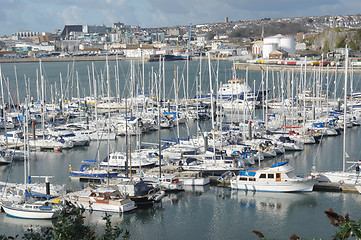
top-left (1, 123), bottom-right (22, 199)
top-left (311, 128), bottom-right (326, 172)
top-left (7, 78), bottom-right (18, 108)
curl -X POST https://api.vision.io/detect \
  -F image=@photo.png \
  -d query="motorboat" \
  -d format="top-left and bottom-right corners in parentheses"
top-left (230, 161), bottom-right (316, 192)
top-left (107, 179), bottom-right (165, 205)
top-left (46, 128), bottom-right (91, 146)
top-left (65, 187), bottom-right (136, 213)
top-left (100, 151), bottom-right (156, 170)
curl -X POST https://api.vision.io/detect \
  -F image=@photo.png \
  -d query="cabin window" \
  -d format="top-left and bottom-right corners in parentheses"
top-left (268, 174), bottom-right (274, 179)
top-left (260, 174), bottom-right (266, 178)
top-left (249, 178), bottom-right (256, 181)
top-left (286, 172), bottom-right (296, 178)
top-left (239, 177), bottom-right (247, 181)
top-left (276, 173), bottom-right (281, 182)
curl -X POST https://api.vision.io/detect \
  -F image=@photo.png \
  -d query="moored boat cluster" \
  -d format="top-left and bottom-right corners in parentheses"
top-left (1, 57), bottom-right (361, 220)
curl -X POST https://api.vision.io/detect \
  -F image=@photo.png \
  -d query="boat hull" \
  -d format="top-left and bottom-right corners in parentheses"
top-left (2, 204), bottom-right (60, 219)
top-left (74, 199), bottom-right (136, 213)
top-left (230, 179), bottom-right (315, 193)
top-left (70, 171), bottom-right (119, 179)
top-left (319, 171), bottom-right (361, 185)
top-left (181, 177), bottom-right (210, 186)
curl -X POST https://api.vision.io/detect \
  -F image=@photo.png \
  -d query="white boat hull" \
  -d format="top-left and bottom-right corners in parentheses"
top-left (2, 204), bottom-right (60, 219)
top-left (181, 177), bottom-right (210, 186)
top-left (74, 199), bottom-right (137, 213)
top-left (230, 179), bottom-right (315, 192)
top-left (319, 171), bottom-right (361, 185)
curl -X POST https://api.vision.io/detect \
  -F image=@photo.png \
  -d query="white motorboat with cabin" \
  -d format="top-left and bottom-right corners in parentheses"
top-left (100, 151), bottom-right (156, 170)
top-left (65, 187), bottom-right (136, 213)
top-left (230, 161), bottom-right (316, 192)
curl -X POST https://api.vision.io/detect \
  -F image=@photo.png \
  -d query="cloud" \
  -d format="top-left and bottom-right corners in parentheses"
top-left (58, 5), bottom-right (86, 25)
top-left (0, 0), bottom-right (27, 35)
top-left (0, 0), bottom-right (360, 36)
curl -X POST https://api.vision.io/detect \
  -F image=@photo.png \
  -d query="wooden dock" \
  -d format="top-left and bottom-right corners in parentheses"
top-left (313, 182), bottom-right (358, 193)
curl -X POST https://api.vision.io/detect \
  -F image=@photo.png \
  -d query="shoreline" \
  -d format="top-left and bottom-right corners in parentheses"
top-left (233, 62), bottom-right (361, 73)
top-left (0, 55), bottom-right (124, 63)
top-left (1, 56), bottom-right (361, 73)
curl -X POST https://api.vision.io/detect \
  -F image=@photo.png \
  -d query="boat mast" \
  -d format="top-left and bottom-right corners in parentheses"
top-left (265, 66), bottom-right (269, 131)
top-left (343, 47), bottom-right (348, 172)
top-left (39, 59), bottom-right (45, 140)
top-left (158, 59), bottom-right (162, 178)
top-left (174, 65), bottom-right (180, 140)
top-left (208, 55), bottom-right (216, 164)
top-left (92, 63), bottom-right (100, 163)
top-left (0, 66), bottom-right (8, 147)
top-left (23, 76), bottom-right (29, 186)
top-left (14, 66), bottom-right (20, 110)
top-left (106, 56), bottom-right (111, 180)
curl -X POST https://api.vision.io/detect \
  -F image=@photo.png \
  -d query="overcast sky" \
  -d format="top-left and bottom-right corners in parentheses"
top-left (1, 0), bottom-right (360, 36)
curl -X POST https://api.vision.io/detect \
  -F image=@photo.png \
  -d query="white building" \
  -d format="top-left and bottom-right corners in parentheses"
top-left (296, 42), bottom-right (307, 51)
top-left (123, 46), bottom-right (157, 58)
top-left (13, 30), bottom-right (40, 40)
top-left (262, 34), bottom-right (295, 58)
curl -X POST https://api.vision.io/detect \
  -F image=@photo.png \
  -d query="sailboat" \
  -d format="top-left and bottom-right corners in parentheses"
top-left (69, 60), bottom-right (119, 181)
top-left (2, 199), bottom-right (62, 219)
top-left (317, 47), bottom-right (361, 185)
top-left (1, 100), bottom-right (63, 219)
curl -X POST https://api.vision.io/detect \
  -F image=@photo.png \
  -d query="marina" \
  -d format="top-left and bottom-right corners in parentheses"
top-left (0, 58), bottom-right (361, 239)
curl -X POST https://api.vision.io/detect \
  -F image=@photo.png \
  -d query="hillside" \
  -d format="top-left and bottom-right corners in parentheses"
top-left (313, 27), bottom-right (361, 54)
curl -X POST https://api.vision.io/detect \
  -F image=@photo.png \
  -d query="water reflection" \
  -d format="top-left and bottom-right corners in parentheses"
top-left (183, 184), bottom-right (211, 194)
top-left (230, 191), bottom-right (317, 218)
top-left (1, 213), bottom-right (56, 228)
top-left (0, 212), bottom-right (55, 237)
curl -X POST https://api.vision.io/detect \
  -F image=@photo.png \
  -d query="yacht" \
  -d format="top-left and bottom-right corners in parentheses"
top-left (65, 187), bottom-right (137, 213)
top-left (230, 161), bottom-right (316, 192)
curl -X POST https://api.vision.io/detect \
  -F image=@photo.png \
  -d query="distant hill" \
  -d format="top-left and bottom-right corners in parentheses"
top-left (228, 22), bottom-right (309, 39)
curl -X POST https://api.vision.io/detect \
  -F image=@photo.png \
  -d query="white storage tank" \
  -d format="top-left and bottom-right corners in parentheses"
top-left (263, 34), bottom-right (282, 45)
top-left (262, 43), bottom-right (277, 59)
top-left (280, 37), bottom-right (295, 57)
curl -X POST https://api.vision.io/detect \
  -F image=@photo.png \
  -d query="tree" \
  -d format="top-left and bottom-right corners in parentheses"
top-left (3, 207), bottom-right (130, 240)
top-left (324, 208), bottom-right (361, 239)
top-left (252, 208), bottom-right (361, 239)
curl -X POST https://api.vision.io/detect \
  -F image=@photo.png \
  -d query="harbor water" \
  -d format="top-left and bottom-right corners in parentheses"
top-left (0, 60), bottom-right (360, 239)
